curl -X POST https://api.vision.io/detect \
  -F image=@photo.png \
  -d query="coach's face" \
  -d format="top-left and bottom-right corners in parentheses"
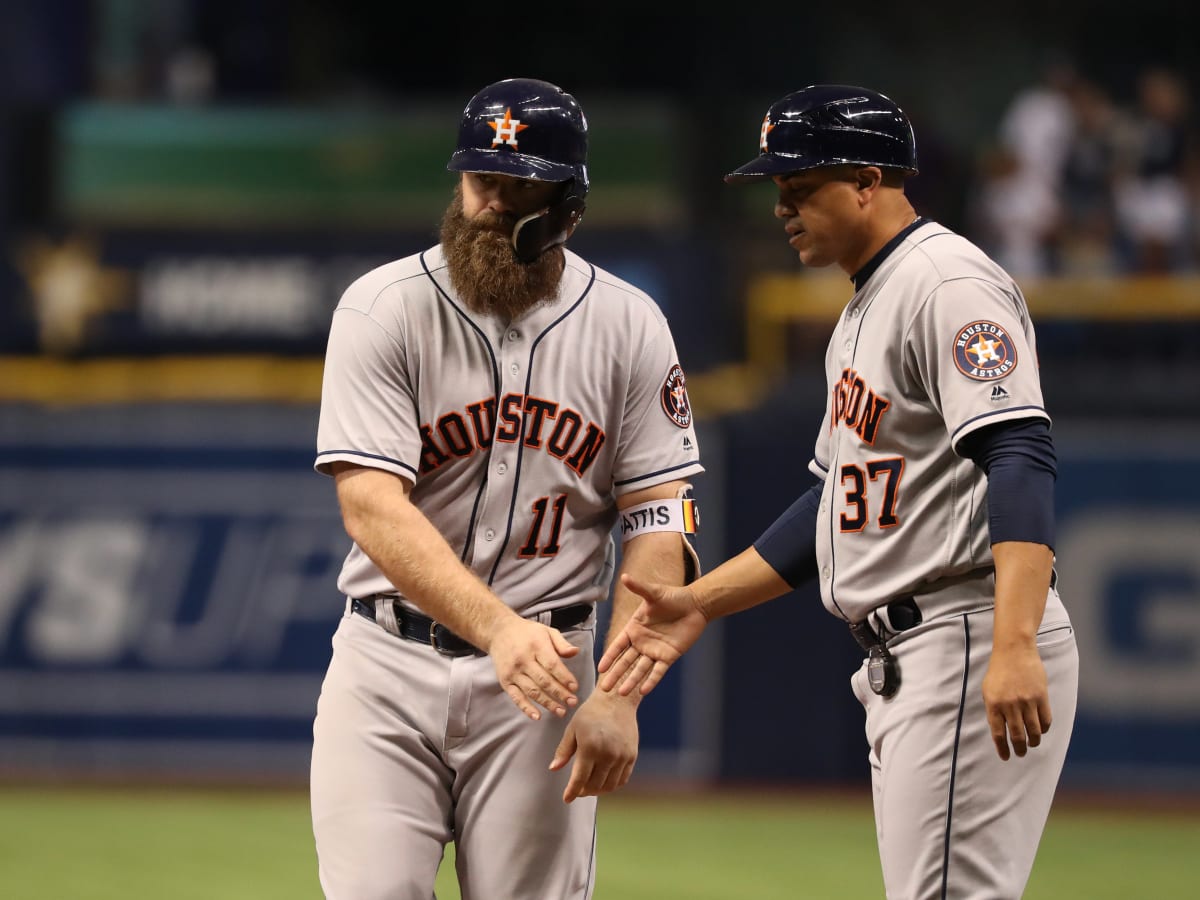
top-left (773, 166), bottom-right (877, 273)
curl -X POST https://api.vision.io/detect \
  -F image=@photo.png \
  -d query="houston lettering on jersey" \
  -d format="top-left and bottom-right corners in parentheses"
top-left (831, 368), bottom-right (891, 445)
top-left (418, 392), bottom-right (606, 476)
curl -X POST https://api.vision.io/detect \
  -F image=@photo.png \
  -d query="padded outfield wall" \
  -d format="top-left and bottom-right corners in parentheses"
top-left (1, 384), bottom-right (1197, 792)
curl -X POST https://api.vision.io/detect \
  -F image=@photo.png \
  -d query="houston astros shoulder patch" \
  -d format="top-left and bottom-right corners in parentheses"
top-left (661, 364), bottom-right (693, 428)
top-left (953, 321), bottom-right (1018, 380)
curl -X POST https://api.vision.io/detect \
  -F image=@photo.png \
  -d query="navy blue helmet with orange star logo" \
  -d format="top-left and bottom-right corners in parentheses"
top-left (726, 84), bottom-right (918, 182)
top-left (447, 77), bottom-right (588, 261)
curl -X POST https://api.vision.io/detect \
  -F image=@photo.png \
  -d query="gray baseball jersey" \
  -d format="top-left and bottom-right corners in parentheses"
top-left (812, 221), bottom-right (1057, 623)
top-left (811, 220), bottom-right (1077, 898)
top-left (310, 243), bottom-right (703, 899)
top-left (316, 245), bottom-right (702, 611)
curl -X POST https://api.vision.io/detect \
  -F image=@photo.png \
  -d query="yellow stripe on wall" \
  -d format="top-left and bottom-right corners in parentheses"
top-left (747, 273), bottom-right (1200, 322)
top-left (2, 274), bottom-right (1196, 408)
top-left (0, 356), bottom-right (325, 405)
top-left (0, 354), bottom-right (772, 414)
top-left (745, 273), bottom-right (1200, 379)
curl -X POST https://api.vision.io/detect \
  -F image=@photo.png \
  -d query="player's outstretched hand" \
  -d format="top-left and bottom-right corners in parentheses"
top-left (982, 643), bottom-right (1052, 761)
top-left (488, 617), bottom-right (581, 721)
top-left (596, 573), bottom-right (709, 697)
top-left (548, 690), bottom-right (638, 804)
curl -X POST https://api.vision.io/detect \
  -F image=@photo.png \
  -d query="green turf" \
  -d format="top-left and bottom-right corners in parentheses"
top-left (0, 786), bottom-right (1195, 898)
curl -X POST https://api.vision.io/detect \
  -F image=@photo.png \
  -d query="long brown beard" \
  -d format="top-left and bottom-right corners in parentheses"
top-left (439, 185), bottom-right (565, 320)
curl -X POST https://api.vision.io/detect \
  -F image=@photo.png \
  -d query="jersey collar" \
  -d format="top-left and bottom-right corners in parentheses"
top-left (851, 216), bottom-right (929, 292)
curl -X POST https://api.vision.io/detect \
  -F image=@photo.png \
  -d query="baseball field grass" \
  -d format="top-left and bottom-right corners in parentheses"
top-left (0, 784), bottom-right (1195, 898)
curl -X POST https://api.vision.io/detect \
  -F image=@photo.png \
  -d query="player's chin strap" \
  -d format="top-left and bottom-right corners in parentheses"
top-left (511, 180), bottom-right (587, 263)
top-left (618, 484), bottom-right (702, 584)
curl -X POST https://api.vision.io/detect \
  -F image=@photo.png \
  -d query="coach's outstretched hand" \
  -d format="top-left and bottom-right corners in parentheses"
top-left (488, 617), bottom-right (581, 721)
top-left (597, 574), bottom-right (710, 697)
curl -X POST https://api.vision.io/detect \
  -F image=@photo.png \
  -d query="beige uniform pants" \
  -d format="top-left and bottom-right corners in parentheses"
top-left (852, 591), bottom-right (1078, 900)
top-left (311, 608), bottom-right (598, 900)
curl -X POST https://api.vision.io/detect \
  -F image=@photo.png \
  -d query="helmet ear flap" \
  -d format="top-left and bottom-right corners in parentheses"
top-left (511, 180), bottom-right (587, 262)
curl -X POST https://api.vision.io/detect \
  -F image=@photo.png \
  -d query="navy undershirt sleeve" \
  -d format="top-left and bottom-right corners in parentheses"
top-left (958, 418), bottom-right (1057, 550)
top-left (753, 481), bottom-right (822, 588)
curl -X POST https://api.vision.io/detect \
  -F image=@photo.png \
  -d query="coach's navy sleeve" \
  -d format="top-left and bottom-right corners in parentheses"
top-left (959, 418), bottom-right (1057, 550)
top-left (753, 481), bottom-right (822, 588)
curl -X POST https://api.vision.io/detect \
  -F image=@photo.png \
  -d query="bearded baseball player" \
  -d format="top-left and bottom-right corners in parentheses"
top-left (599, 84), bottom-right (1079, 899)
top-left (310, 77), bottom-right (703, 899)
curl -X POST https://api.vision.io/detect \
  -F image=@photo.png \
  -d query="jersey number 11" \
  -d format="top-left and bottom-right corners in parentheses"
top-left (519, 493), bottom-right (567, 557)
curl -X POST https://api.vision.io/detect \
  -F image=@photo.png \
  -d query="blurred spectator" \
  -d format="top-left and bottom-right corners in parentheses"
top-left (163, 44), bottom-right (216, 105)
top-left (90, 0), bottom-right (277, 103)
top-left (1058, 79), bottom-right (1124, 275)
top-left (1111, 66), bottom-right (1198, 273)
top-left (970, 55), bottom-right (1080, 276)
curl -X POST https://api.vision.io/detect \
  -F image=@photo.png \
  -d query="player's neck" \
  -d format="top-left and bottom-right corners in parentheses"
top-left (841, 200), bottom-right (919, 277)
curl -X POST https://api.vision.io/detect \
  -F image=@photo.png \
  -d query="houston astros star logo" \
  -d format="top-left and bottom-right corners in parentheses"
top-left (760, 115), bottom-right (776, 151)
top-left (952, 320), bottom-right (1018, 381)
top-left (488, 108), bottom-right (528, 148)
top-left (967, 335), bottom-right (1001, 364)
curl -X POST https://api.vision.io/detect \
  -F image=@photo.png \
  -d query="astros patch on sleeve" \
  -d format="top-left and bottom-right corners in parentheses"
top-left (952, 320), bottom-right (1018, 381)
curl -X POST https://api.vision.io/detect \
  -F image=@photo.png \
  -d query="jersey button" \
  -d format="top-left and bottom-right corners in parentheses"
top-left (821, 566), bottom-right (831, 579)
top-left (843, 341), bottom-right (852, 352)
top-left (484, 529), bottom-right (496, 541)
top-left (508, 329), bottom-right (521, 341)
top-left (509, 363), bottom-right (519, 375)
top-left (496, 462), bottom-right (508, 475)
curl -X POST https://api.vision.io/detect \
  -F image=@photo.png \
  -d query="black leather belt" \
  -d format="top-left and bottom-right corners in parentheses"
top-left (851, 567), bottom-right (1057, 653)
top-left (350, 596), bottom-right (592, 657)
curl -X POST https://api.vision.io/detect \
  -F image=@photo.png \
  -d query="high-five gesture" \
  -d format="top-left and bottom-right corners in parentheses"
top-left (597, 574), bottom-right (711, 696)
top-left (599, 548), bottom-right (794, 697)
top-left (486, 615), bottom-right (581, 720)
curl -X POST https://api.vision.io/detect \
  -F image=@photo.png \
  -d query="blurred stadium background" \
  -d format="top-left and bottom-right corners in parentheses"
top-left (1, 1), bottom-right (1198, 896)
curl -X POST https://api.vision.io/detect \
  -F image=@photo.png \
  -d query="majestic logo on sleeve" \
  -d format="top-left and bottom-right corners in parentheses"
top-left (488, 108), bottom-right (529, 148)
top-left (954, 321), bottom-right (1018, 380)
top-left (660, 364), bottom-right (693, 429)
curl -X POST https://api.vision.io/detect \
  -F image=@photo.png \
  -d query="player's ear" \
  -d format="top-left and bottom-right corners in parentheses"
top-left (856, 166), bottom-right (883, 192)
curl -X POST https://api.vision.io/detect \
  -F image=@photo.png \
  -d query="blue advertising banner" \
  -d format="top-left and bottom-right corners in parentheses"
top-left (1052, 426), bottom-right (1200, 789)
top-left (3, 404), bottom-right (1193, 790)
top-left (0, 407), bottom-right (342, 777)
top-left (0, 404), bottom-right (721, 782)
top-left (712, 412), bottom-right (1200, 790)
top-left (4, 226), bottom-right (719, 361)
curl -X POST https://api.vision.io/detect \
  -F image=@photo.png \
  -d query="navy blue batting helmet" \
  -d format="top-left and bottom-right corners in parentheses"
top-left (726, 84), bottom-right (918, 183)
top-left (447, 78), bottom-right (589, 261)
top-left (447, 77), bottom-right (589, 195)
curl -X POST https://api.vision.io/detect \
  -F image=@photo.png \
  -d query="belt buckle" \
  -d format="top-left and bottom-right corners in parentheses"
top-left (429, 621), bottom-right (469, 657)
top-left (429, 621), bottom-right (453, 656)
top-left (866, 610), bottom-right (891, 644)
